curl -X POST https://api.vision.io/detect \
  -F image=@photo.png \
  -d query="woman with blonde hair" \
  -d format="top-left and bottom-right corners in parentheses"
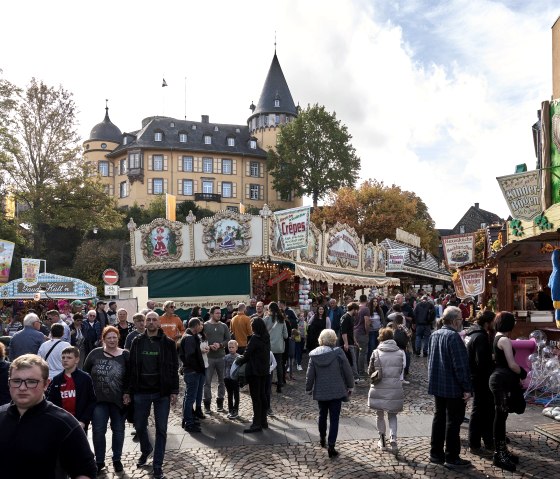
top-left (367, 327), bottom-right (405, 454)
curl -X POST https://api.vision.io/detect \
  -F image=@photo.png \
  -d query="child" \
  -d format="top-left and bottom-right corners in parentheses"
top-left (46, 346), bottom-right (96, 430)
top-left (224, 339), bottom-right (241, 419)
top-left (292, 326), bottom-right (304, 371)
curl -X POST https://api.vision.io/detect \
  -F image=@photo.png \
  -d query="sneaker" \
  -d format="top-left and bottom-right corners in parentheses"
top-left (153, 466), bottom-right (165, 479)
top-left (217, 405), bottom-right (225, 412)
top-left (229, 411), bottom-right (239, 419)
top-left (402, 379), bottom-right (410, 385)
top-left (469, 446), bottom-right (493, 458)
top-left (286, 366), bottom-right (291, 372)
top-left (354, 378), bottom-right (363, 384)
top-left (96, 463), bottom-right (105, 473)
top-left (297, 365), bottom-right (303, 371)
top-left (204, 406), bottom-right (212, 415)
top-left (137, 449), bottom-right (153, 467)
top-left (184, 424), bottom-right (202, 433)
top-left (390, 438), bottom-right (398, 455)
top-left (377, 439), bottom-right (386, 450)
top-left (444, 458), bottom-right (472, 469)
top-left (429, 455), bottom-right (445, 464)
top-left (267, 408), bottom-right (274, 416)
top-left (113, 460), bottom-right (124, 472)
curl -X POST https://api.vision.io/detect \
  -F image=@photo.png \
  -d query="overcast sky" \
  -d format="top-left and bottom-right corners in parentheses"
top-left (1, 0), bottom-right (558, 229)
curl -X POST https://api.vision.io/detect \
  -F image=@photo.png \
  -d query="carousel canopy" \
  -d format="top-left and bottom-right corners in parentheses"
top-left (0, 273), bottom-right (97, 300)
top-left (294, 264), bottom-right (400, 288)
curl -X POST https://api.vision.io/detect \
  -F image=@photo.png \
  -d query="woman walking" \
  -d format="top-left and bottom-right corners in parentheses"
top-left (489, 312), bottom-right (525, 472)
top-left (84, 326), bottom-right (130, 474)
top-left (237, 317), bottom-right (271, 433)
top-left (367, 298), bottom-right (386, 362)
top-left (306, 305), bottom-right (328, 353)
top-left (306, 329), bottom-right (354, 458)
top-left (264, 302), bottom-right (288, 393)
top-left (367, 327), bottom-right (405, 454)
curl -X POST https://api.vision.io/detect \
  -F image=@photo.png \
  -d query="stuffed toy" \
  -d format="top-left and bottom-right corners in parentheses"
top-left (548, 249), bottom-right (560, 328)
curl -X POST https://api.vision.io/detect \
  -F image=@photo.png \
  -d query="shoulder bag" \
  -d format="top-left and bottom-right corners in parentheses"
top-left (370, 350), bottom-right (383, 384)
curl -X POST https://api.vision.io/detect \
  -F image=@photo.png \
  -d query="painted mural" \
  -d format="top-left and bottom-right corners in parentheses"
top-left (140, 219), bottom-right (183, 263)
top-left (299, 222), bottom-right (320, 264)
top-left (363, 243), bottom-right (375, 272)
top-left (375, 246), bottom-right (387, 273)
top-left (202, 210), bottom-right (251, 257)
top-left (326, 223), bottom-right (360, 269)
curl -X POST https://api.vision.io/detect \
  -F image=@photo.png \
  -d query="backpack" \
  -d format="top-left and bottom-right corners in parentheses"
top-left (393, 327), bottom-right (409, 350)
top-left (230, 357), bottom-right (247, 382)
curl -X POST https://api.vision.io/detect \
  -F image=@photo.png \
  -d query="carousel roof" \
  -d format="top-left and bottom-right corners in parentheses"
top-left (0, 273), bottom-right (97, 300)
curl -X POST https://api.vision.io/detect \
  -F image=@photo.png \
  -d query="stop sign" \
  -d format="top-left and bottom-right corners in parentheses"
top-left (102, 268), bottom-right (119, 285)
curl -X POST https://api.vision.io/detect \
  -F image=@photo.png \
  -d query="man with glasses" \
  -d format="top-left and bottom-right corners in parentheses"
top-left (124, 313), bottom-right (147, 350)
top-left (0, 354), bottom-right (97, 478)
top-left (83, 310), bottom-right (102, 358)
top-left (125, 311), bottom-right (179, 479)
top-left (8, 313), bottom-right (46, 360)
top-left (160, 301), bottom-right (185, 340)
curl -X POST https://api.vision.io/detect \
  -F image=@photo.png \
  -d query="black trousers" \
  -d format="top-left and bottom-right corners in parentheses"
top-left (430, 396), bottom-right (465, 461)
top-left (224, 378), bottom-right (240, 412)
top-left (489, 370), bottom-right (512, 444)
top-left (247, 375), bottom-right (268, 428)
top-left (469, 379), bottom-right (494, 449)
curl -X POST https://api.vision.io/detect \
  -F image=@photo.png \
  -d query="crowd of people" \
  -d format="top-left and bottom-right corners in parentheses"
top-left (0, 289), bottom-right (527, 477)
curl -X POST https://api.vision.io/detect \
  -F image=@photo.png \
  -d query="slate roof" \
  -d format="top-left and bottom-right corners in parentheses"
top-left (451, 204), bottom-right (503, 234)
top-left (251, 53), bottom-right (297, 117)
top-left (89, 107), bottom-right (122, 143)
top-left (107, 116), bottom-right (267, 159)
top-left (380, 238), bottom-right (451, 280)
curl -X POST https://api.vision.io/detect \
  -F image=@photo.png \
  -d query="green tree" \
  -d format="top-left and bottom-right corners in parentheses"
top-left (312, 180), bottom-right (439, 254)
top-left (0, 77), bottom-right (122, 257)
top-left (267, 104), bottom-right (360, 207)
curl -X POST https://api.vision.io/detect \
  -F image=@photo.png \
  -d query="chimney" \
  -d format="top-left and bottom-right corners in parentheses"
top-left (201, 115), bottom-right (209, 123)
top-left (474, 202), bottom-right (479, 209)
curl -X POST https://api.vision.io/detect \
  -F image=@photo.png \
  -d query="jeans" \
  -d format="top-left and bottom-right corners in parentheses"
top-left (295, 341), bottom-right (304, 365)
top-left (182, 371), bottom-right (205, 427)
top-left (376, 410), bottom-right (398, 439)
top-left (248, 374), bottom-right (268, 427)
top-left (367, 329), bottom-right (380, 363)
top-left (318, 399), bottom-right (342, 447)
top-left (134, 392), bottom-right (171, 468)
top-left (469, 379), bottom-right (495, 449)
top-left (415, 325), bottom-right (432, 354)
top-left (204, 356), bottom-right (225, 402)
top-left (273, 353), bottom-right (284, 387)
top-left (404, 351), bottom-right (410, 375)
top-left (430, 396), bottom-right (466, 461)
top-left (347, 345), bottom-right (359, 379)
top-left (265, 373), bottom-right (272, 410)
top-left (92, 401), bottom-right (126, 464)
top-left (224, 377), bottom-right (240, 412)
top-left (356, 333), bottom-right (369, 375)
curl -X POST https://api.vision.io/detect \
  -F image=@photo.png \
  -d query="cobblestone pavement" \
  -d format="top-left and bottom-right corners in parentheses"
top-left (95, 355), bottom-right (560, 478)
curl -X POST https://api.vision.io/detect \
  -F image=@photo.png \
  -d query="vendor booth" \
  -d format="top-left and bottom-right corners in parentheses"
top-left (128, 205), bottom-right (400, 310)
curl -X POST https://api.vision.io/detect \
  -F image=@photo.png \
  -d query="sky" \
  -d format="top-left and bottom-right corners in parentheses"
top-left (1, 0), bottom-right (558, 230)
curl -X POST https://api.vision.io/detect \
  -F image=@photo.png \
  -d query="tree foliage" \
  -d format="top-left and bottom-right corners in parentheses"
top-left (71, 239), bottom-right (123, 292)
top-left (0, 77), bottom-right (122, 257)
top-left (312, 180), bottom-right (439, 254)
top-left (267, 104), bottom-right (360, 207)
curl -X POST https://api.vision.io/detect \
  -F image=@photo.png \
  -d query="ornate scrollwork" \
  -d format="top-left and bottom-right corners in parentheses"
top-left (269, 216), bottom-right (296, 260)
top-left (139, 218), bottom-right (184, 263)
top-left (201, 209), bottom-right (251, 257)
top-left (325, 222), bottom-right (360, 269)
top-left (363, 242), bottom-right (375, 272)
top-left (299, 222), bottom-right (320, 264)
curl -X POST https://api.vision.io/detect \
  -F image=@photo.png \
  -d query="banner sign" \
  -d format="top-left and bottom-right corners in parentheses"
top-left (0, 273), bottom-right (97, 300)
top-left (460, 269), bottom-right (486, 297)
top-left (21, 258), bottom-right (41, 286)
top-left (0, 240), bottom-right (15, 284)
top-left (267, 270), bottom-right (292, 286)
top-left (273, 206), bottom-right (311, 252)
top-left (442, 234), bottom-right (476, 269)
top-left (452, 273), bottom-right (468, 299)
top-left (386, 248), bottom-right (407, 271)
top-left (396, 228), bottom-right (421, 248)
top-left (496, 170), bottom-right (541, 221)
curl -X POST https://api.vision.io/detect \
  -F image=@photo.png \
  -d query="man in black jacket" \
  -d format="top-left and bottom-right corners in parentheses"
top-left (464, 310), bottom-right (495, 456)
top-left (413, 296), bottom-right (436, 356)
top-left (124, 311), bottom-right (179, 479)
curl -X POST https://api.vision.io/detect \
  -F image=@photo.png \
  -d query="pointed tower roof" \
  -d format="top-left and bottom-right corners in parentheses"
top-left (89, 103), bottom-right (122, 143)
top-left (253, 53), bottom-right (297, 116)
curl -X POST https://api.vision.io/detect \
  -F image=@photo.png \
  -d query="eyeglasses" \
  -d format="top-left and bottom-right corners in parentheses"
top-left (168, 306), bottom-right (175, 309)
top-left (9, 378), bottom-right (41, 389)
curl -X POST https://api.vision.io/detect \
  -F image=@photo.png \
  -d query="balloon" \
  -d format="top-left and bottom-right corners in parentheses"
top-left (537, 340), bottom-right (547, 349)
top-left (545, 358), bottom-right (559, 371)
top-left (530, 330), bottom-right (547, 343)
top-left (542, 347), bottom-right (553, 359)
top-left (528, 353), bottom-right (540, 365)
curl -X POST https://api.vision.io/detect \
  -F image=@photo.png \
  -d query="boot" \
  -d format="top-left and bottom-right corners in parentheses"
top-left (203, 400), bottom-right (212, 415)
top-left (506, 448), bottom-right (519, 464)
top-left (216, 398), bottom-right (224, 412)
top-left (194, 406), bottom-right (205, 419)
top-left (328, 445), bottom-right (339, 458)
top-left (377, 433), bottom-right (386, 450)
top-left (320, 435), bottom-right (326, 448)
top-left (389, 436), bottom-right (398, 455)
top-left (493, 441), bottom-right (516, 472)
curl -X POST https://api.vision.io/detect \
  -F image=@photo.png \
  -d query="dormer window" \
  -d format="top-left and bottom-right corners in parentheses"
top-left (214, 126), bottom-right (219, 132)
top-left (204, 135), bottom-right (212, 145)
top-left (179, 133), bottom-right (187, 143)
top-left (235, 128), bottom-right (240, 133)
top-left (154, 132), bottom-right (163, 142)
top-left (191, 124), bottom-right (197, 130)
top-left (170, 122), bottom-right (175, 127)
top-left (123, 137), bottom-right (128, 145)
top-left (274, 99), bottom-right (280, 107)
top-left (250, 140), bottom-right (257, 149)
top-left (227, 137), bottom-right (235, 147)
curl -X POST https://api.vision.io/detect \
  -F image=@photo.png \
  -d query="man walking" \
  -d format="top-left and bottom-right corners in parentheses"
top-left (354, 295), bottom-right (370, 377)
top-left (9, 313), bottom-right (45, 360)
top-left (427, 306), bottom-right (472, 469)
top-left (413, 295), bottom-right (436, 356)
top-left (327, 298), bottom-right (344, 339)
top-left (339, 303), bottom-right (360, 382)
top-left (47, 310), bottom-right (71, 343)
top-left (124, 313), bottom-right (146, 350)
top-left (38, 324), bottom-right (71, 380)
top-left (125, 311), bottom-right (179, 479)
top-left (203, 306), bottom-right (231, 414)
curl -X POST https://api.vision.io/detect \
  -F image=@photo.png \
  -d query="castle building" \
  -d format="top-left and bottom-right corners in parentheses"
top-left (83, 52), bottom-right (302, 212)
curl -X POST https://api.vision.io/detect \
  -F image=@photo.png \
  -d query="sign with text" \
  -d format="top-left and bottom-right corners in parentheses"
top-left (496, 170), bottom-right (541, 221)
top-left (460, 269), bottom-right (485, 297)
top-left (273, 206), bottom-right (310, 252)
top-left (0, 239), bottom-right (15, 284)
top-left (104, 285), bottom-right (119, 296)
top-left (396, 228), bottom-right (421, 248)
top-left (386, 249), bottom-right (407, 271)
top-left (453, 273), bottom-right (468, 299)
top-left (441, 234), bottom-right (475, 269)
top-left (21, 258), bottom-right (41, 286)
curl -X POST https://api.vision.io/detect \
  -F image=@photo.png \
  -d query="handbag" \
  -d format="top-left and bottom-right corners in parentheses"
top-left (370, 350), bottom-right (382, 384)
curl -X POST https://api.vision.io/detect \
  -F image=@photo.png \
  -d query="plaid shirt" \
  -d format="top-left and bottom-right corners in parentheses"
top-left (427, 325), bottom-right (472, 398)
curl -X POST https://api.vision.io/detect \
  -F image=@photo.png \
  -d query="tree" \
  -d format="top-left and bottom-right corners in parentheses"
top-left (312, 180), bottom-right (439, 254)
top-left (0, 77), bottom-right (122, 257)
top-left (267, 104), bottom-right (360, 207)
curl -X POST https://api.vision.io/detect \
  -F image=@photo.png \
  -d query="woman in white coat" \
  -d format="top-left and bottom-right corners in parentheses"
top-left (367, 327), bottom-right (405, 454)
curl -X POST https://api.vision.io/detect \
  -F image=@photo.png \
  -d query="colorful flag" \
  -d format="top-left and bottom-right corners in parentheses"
top-left (165, 194), bottom-right (176, 221)
top-left (21, 258), bottom-right (41, 286)
top-left (239, 202), bottom-right (246, 214)
top-left (0, 240), bottom-right (15, 284)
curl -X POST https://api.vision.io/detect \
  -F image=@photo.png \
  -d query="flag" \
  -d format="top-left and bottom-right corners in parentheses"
top-left (239, 202), bottom-right (246, 214)
top-left (21, 258), bottom-right (41, 286)
top-left (162, 78), bottom-right (168, 87)
top-left (0, 239), bottom-right (15, 284)
top-left (166, 194), bottom-right (176, 221)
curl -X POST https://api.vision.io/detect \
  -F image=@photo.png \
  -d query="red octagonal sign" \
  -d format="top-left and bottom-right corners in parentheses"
top-left (102, 268), bottom-right (119, 285)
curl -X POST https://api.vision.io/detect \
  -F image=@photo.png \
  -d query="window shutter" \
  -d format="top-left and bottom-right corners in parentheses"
top-left (217, 159), bottom-right (222, 174)
top-left (163, 179), bottom-right (168, 193)
top-left (232, 159), bottom-right (237, 175)
top-left (232, 183), bottom-right (237, 198)
top-left (148, 179), bottom-right (153, 194)
top-left (109, 185), bottom-right (114, 196)
top-left (148, 155), bottom-right (153, 171)
top-left (163, 156), bottom-right (168, 171)
top-left (177, 179), bottom-right (183, 195)
top-left (108, 162), bottom-right (114, 177)
top-left (214, 158), bottom-right (219, 174)
top-left (259, 163), bottom-right (264, 178)
top-left (245, 184), bottom-right (250, 199)
top-left (193, 180), bottom-right (197, 193)
top-left (217, 181), bottom-right (222, 194)
top-left (259, 185), bottom-right (264, 200)
top-left (178, 157), bottom-right (183, 171)
top-left (246, 162), bottom-right (251, 177)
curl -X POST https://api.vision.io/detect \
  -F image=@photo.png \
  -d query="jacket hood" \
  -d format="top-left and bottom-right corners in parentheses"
top-left (377, 339), bottom-right (400, 352)
top-left (309, 346), bottom-right (343, 367)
